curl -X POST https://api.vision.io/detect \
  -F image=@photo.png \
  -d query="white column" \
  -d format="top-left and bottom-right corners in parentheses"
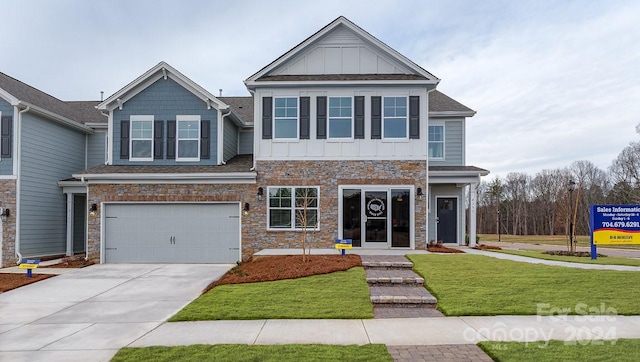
top-left (469, 182), bottom-right (478, 247)
top-left (66, 193), bottom-right (73, 256)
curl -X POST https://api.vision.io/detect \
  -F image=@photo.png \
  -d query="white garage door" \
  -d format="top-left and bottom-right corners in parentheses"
top-left (104, 203), bottom-right (240, 263)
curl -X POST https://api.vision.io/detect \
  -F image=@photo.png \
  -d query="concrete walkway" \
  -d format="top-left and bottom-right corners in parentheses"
top-left (493, 242), bottom-right (640, 259)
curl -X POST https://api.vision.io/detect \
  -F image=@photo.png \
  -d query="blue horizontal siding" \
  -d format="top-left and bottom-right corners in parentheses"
top-left (429, 118), bottom-right (464, 167)
top-left (112, 78), bottom-right (218, 165)
top-left (87, 130), bottom-right (106, 167)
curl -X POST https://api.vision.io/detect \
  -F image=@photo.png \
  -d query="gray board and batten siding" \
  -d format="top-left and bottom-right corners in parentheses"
top-left (20, 112), bottom-right (86, 257)
top-left (112, 77), bottom-right (219, 165)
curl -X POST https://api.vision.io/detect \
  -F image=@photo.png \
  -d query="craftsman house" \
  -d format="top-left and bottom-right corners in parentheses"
top-left (0, 16), bottom-right (488, 266)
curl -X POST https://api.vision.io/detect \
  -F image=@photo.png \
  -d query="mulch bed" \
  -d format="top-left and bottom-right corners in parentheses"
top-left (543, 250), bottom-right (606, 258)
top-left (203, 254), bottom-right (361, 293)
top-left (0, 273), bottom-right (56, 293)
top-left (427, 245), bottom-right (465, 253)
top-left (41, 256), bottom-right (95, 268)
top-left (473, 244), bottom-right (502, 250)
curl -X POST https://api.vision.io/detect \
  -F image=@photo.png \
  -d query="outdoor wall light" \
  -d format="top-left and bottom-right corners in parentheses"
top-left (243, 202), bottom-right (250, 216)
top-left (257, 187), bottom-right (264, 201)
top-left (0, 208), bottom-right (10, 222)
top-left (89, 203), bottom-right (98, 217)
top-left (417, 187), bottom-right (424, 200)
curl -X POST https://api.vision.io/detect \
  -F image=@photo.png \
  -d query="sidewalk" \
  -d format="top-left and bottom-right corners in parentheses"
top-left (132, 315), bottom-right (640, 347)
top-left (491, 242), bottom-right (640, 259)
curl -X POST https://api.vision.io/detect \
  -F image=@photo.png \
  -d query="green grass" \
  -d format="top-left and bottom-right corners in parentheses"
top-left (479, 234), bottom-right (640, 250)
top-left (407, 254), bottom-right (640, 316)
top-left (169, 267), bottom-right (373, 321)
top-left (479, 339), bottom-right (640, 362)
top-left (491, 249), bottom-right (640, 267)
top-left (111, 344), bottom-right (392, 362)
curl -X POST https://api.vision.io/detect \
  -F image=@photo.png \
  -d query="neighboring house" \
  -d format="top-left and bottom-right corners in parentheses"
top-left (0, 73), bottom-right (106, 267)
top-left (0, 16), bottom-right (488, 267)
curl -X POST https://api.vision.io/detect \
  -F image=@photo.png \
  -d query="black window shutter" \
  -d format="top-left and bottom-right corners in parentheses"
top-left (409, 96), bottom-right (420, 139)
top-left (153, 120), bottom-right (164, 159)
top-left (262, 97), bottom-right (272, 139)
top-left (1, 116), bottom-right (12, 158)
top-left (299, 97), bottom-right (310, 139)
top-left (120, 120), bottom-right (130, 159)
top-left (316, 96), bottom-right (327, 139)
top-left (201, 120), bottom-right (210, 159)
top-left (166, 120), bottom-right (176, 159)
top-left (371, 96), bottom-right (381, 139)
top-left (354, 96), bottom-right (365, 139)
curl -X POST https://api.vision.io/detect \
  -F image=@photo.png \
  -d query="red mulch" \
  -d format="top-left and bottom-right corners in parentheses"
top-left (473, 244), bottom-right (502, 250)
top-left (41, 256), bottom-right (95, 268)
top-left (0, 273), bottom-right (56, 293)
top-left (427, 245), bottom-right (465, 253)
top-left (202, 254), bottom-right (362, 293)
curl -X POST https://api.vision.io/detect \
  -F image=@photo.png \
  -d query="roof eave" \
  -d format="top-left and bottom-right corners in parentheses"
top-left (429, 111), bottom-right (476, 117)
top-left (246, 79), bottom-right (439, 90)
top-left (72, 171), bottom-right (258, 184)
top-left (18, 102), bottom-right (93, 133)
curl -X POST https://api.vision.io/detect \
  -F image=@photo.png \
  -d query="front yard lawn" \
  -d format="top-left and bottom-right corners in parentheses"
top-left (491, 249), bottom-right (640, 267)
top-left (112, 344), bottom-right (392, 362)
top-left (169, 267), bottom-right (372, 321)
top-left (479, 339), bottom-right (640, 362)
top-left (407, 254), bottom-right (640, 316)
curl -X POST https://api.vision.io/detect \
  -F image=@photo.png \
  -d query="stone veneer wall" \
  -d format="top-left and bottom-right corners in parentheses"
top-left (252, 160), bottom-right (428, 253)
top-left (0, 179), bottom-right (17, 267)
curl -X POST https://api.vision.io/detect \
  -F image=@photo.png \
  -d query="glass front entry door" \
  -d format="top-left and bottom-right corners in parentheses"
top-left (364, 191), bottom-right (388, 246)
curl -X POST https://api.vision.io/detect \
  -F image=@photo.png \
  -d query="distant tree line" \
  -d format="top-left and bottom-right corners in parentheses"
top-left (472, 133), bottom-right (640, 237)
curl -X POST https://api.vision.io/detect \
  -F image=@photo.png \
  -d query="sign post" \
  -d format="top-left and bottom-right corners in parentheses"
top-left (590, 205), bottom-right (640, 260)
top-left (334, 239), bottom-right (353, 256)
top-left (18, 259), bottom-right (40, 277)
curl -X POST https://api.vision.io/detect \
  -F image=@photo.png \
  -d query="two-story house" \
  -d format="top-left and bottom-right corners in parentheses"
top-left (0, 16), bottom-right (487, 267)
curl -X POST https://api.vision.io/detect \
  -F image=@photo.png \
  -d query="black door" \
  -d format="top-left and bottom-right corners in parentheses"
top-left (436, 198), bottom-right (457, 243)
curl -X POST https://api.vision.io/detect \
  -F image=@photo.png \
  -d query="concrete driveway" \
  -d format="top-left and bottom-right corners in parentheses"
top-left (0, 263), bottom-right (233, 362)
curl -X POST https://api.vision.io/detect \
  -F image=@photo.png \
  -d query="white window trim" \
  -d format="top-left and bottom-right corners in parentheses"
top-left (428, 123), bottom-right (445, 160)
top-left (267, 186), bottom-right (320, 231)
top-left (382, 96), bottom-right (409, 140)
top-left (176, 115), bottom-right (201, 162)
top-left (327, 96), bottom-right (354, 140)
top-left (129, 115), bottom-right (154, 162)
top-left (273, 97), bottom-right (299, 141)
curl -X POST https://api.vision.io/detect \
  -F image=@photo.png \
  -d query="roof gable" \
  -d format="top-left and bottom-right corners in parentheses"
top-left (245, 16), bottom-right (439, 87)
top-left (97, 62), bottom-right (228, 113)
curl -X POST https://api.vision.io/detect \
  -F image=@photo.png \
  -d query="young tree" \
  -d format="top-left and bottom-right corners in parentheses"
top-left (294, 187), bottom-right (318, 262)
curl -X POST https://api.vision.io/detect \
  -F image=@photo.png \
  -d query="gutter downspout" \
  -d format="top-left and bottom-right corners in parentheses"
top-left (425, 88), bottom-right (437, 250)
top-left (15, 105), bottom-right (29, 263)
top-left (248, 89), bottom-right (257, 171)
top-left (219, 108), bottom-right (232, 165)
top-left (81, 176), bottom-right (90, 262)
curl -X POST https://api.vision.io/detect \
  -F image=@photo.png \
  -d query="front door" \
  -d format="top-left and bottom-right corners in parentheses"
top-left (341, 188), bottom-right (412, 248)
top-left (436, 197), bottom-right (457, 243)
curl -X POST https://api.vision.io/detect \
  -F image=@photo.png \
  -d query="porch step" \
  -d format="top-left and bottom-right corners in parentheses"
top-left (369, 286), bottom-right (437, 308)
top-left (361, 255), bottom-right (415, 270)
top-left (365, 269), bottom-right (424, 286)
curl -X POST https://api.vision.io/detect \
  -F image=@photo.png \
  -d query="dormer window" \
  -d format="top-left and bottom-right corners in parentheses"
top-left (130, 115), bottom-right (154, 161)
top-left (328, 97), bottom-right (353, 139)
top-left (274, 97), bottom-right (298, 139)
top-left (383, 97), bottom-right (408, 139)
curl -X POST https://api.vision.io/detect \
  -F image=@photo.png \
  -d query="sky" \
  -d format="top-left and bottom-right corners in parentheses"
top-left (1, 0), bottom-right (639, 179)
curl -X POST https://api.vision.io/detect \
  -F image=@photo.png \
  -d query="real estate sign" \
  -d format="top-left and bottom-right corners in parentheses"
top-left (590, 205), bottom-right (640, 245)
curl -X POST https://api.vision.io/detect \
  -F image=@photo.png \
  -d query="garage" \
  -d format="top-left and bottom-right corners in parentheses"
top-left (104, 203), bottom-right (240, 263)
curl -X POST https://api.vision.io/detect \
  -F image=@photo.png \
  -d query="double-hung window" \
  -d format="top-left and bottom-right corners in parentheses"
top-left (268, 186), bottom-right (319, 230)
top-left (428, 124), bottom-right (445, 159)
top-left (383, 96), bottom-right (408, 139)
top-left (328, 97), bottom-right (353, 139)
top-left (177, 115), bottom-right (201, 161)
top-left (130, 115), bottom-right (153, 161)
top-left (274, 97), bottom-right (298, 139)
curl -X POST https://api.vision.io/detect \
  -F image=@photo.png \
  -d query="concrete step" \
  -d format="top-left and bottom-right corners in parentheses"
top-left (362, 261), bottom-right (414, 269)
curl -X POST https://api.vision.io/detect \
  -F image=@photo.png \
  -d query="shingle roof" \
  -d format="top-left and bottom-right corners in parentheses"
top-left (0, 71), bottom-right (85, 123)
top-left (66, 101), bottom-right (107, 124)
top-left (429, 90), bottom-right (474, 113)
top-left (75, 155), bottom-right (253, 175)
top-left (429, 165), bottom-right (489, 173)
top-left (219, 96), bottom-right (253, 123)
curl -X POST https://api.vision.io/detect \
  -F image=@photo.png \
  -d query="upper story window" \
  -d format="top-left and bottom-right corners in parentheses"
top-left (274, 97), bottom-right (298, 139)
top-left (429, 124), bottom-right (445, 159)
top-left (268, 186), bottom-right (319, 230)
top-left (177, 115), bottom-right (201, 161)
top-left (383, 97), bottom-right (408, 139)
top-left (130, 115), bottom-right (153, 161)
top-left (328, 97), bottom-right (353, 139)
